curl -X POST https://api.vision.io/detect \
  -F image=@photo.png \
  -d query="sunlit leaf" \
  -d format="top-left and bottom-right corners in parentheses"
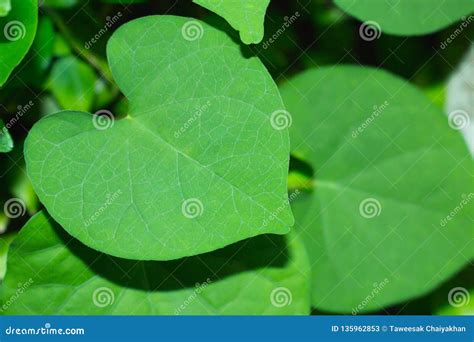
top-left (25, 16), bottom-right (293, 261)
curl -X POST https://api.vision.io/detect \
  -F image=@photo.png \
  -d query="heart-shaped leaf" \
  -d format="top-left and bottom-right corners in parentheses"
top-left (193, 0), bottom-right (270, 44)
top-left (335, 0), bottom-right (474, 36)
top-left (0, 0), bottom-right (37, 86)
top-left (280, 66), bottom-right (474, 313)
top-left (25, 16), bottom-right (293, 261)
top-left (0, 212), bottom-right (310, 314)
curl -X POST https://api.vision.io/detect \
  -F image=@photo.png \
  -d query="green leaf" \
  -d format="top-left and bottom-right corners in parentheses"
top-left (43, 0), bottom-right (77, 8)
top-left (335, 0), bottom-right (474, 36)
top-left (53, 35), bottom-right (71, 56)
top-left (25, 16), bottom-right (293, 261)
top-left (16, 16), bottom-right (55, 87)
top-left (1, 212), bottom-right (310, 314)
top-left (0, 0), bottom-right (38, 86)
top-left (280, 66), bottom-right (474, 313)
top-left (193, 0), bottom-right (270, 44)
top-left (0, 232), bottom-right (15, 281)
top-left (0, 0), bottom-right (11, 17)
top-left (0, 120), bottom-right (13, 152)
top-left (47, 56), bottom-right (97, 112)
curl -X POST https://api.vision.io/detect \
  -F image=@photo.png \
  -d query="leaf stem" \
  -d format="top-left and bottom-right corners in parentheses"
top-left (47, 8), bottom-right (118, 93)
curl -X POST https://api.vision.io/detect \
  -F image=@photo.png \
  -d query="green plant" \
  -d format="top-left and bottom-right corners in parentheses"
top-left (0, 0), bottom-right (473, 316)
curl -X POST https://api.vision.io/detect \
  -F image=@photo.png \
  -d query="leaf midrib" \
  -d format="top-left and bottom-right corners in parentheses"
top-left (129, 117), bottom-right (289, 227)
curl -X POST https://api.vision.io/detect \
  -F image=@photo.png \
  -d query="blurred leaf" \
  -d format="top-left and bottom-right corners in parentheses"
top-left (0, 0), bottom-right (38, 85)
top-left (288, 171), bottom-right (312, 192)
top-left (43, 0), bottom-right (77, 8)
top-left (47, 56), bottom-right (97, 112)
top-left (39, 95), bottom-right (61, 117)
top-left (0, 232), bottom-right (15, 281)
top-left (424, 84), bottom-right (446, 109)
top-left (281, 66), bottom-right (474, 313)
top-left (193, 0), bottom-right (270, 44)
top-left (1, 212), bottom-right (310, 314)
top-left (0, 120), bottom-right (13, 152)
top-left (11, 169), bottom-right (39, 215)
top-left (15, 16), bottom-right (55, 87)
top-left (0, 0), bottom-right (11, 17)
top-left (445, 45), bottom-right (474, 155)
top-left (53, 34), bottom-right (71, 57)
top-left (94, 77), bottom-right (117, 108)
top-left (335, 0), bottom-right (474, 36)
top-left (0, 213), bottom-right (7, 234)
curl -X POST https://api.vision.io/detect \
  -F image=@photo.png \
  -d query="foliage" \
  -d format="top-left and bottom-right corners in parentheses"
top-left (282, 66), bottom-right (473, 312)
top-left (0, 0), bottom-right (472, 315)
top-left (335, 0), bottom-right (474, 36)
